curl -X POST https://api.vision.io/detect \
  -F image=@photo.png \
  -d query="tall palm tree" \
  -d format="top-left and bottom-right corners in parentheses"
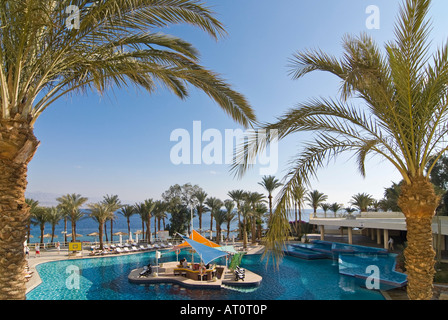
top-left (239, 201), bottom-right (252, 250)
top-left (245, 192), bottom-right (266, 244)
top-left (193, 190), bottom-right (208, 231)
top-left (292, 185), bottom-right (307, 236)
top-left (68, 209), bottom-right (86, 240)
top-left (305, 190), bottom-right (328, 218)
top-left (153, 200), bottom-right (168, 233)
top-left (227, 189), bottom-right (246, 240)
top-left (254, 203), bottom-right (268, 240)
top-left (46, 207), bottom-right (64, 244)
top-left (258, 175), bottom-right (282, 221)
top-left (0, 0), bottom-right (256, 299)
top-left (119, 205), bottom-right (136, 237)
top-left (143, 199), bottom-right (156, 243)
top-left (205, 197), bottom-right (223, 238)
top-left (56, 194), bottom-right (88, 243)
top-left (214, 210), bottom-right (227, 245)
top-left (30, 206), bottom-right (49, 246)
top-left (101, 195), bottom-right (122, 243)
top-left (234, 0), bottom-right (445, 300)
top-left (88, 202), bottom-right (113, 251)
top-left (134, 202), bottom-right (147, 240)
top-left (350, 193), bottom-right (374, 212)
top-left (224, 200), bottom-right (236, 241)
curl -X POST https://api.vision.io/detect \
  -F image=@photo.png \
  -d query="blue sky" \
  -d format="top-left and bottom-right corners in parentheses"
top-left (27, 0), bottom-right (448, 207)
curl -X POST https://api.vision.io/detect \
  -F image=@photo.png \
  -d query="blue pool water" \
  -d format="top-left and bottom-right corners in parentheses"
top-left (26, 250), bottom-right (384, 300)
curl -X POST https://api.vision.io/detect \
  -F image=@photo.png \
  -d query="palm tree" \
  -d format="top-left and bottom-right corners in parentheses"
top-left (350, 193), bottom-right (374, 212)
top-left (227, 189), bottom-right (246, 240)
top-left (320, 203), bottom-right (331, 218)
top-left (134, 202), bottom-right (147, 240)
top-left (254, 202), bottom-right (268, 241)
top-left (204, 197), bottom-right (223, 239)
top-left (243, 191), bottom-right (266, 244)
top-left (258, 175), bottom-right (282, 221)
top-left (119, 205), bottom-right (136, 237)
top-left (305, 190), bottom-right (328, 218)
top-left (234, 0), bottom-right (445, 300)
top-left (292, 185), bottom-right (307, 237)
top-left (193, 190), bottom-right (208, 231)
top-left (56, 194), bottom-right (88, 243)
top-left (89, 202), bottom-right (114, 251)
top-left (0, 1), bottom-right (256, 299)
top-left (30, 206), bottom-right (49, 246)
top-left (214, 210), bottom-right (227, 244)
top-left (46, 207), bottom-right (64, 244)
top-left (143, 199), bottom-right (156, 243)
top-left (330, 203), bottom-right (343, 218)
top-left (134, 200), bottom-right (155, 243)
top-left (153, 200), bottom-right (168, 233)
top-left (239, 201), bottom-right (253, 250)
top-left (101, 195), bottom-right (122, 243)
top-left (224, 200), bottom-right (236, 241)
top-left (69, 209), bottom-right (86, 240)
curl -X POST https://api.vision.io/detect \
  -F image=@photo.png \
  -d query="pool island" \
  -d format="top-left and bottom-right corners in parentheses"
top-left (128, 261), bottom-right (262, 289)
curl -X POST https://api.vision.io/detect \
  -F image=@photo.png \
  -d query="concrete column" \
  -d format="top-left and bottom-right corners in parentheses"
top-left (320, 225), bottom-right (325, 241)
top-left (376, 229), bottom-right (381, 245)
top-left (370, 228), bottom-right (375, 241)
top-left (383, 229), bottom-right (389, 250)
top-left (348, 227), bottom-right (353, 245)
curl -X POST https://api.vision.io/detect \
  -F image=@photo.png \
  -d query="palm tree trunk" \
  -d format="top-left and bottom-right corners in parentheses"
top-left (251, 218), bottom-right (257, 244)
top-left (268, 194), bottom-right (273, 222)
top-left (210, 212), bottom-right (214, 235)
top-left (110, 219), bottom-right (113, 244)
top-left (243, 217), bottom-right (248, 250)
top-left (104, 222), bottom-right (108, 242)
top-left (198, 207), bottom-right (203, 231)
top-left (51, 225), bottom-right (56, 243)
top-left (64, 217), bottom-right (67, 244)
top-left (294, 202), bottom-right (298, 236)
top-left (99, 223), bottom-right (104, 251)
top-left (40, 225), bottom-right (45, 245)
top-left (71, 212), bottom-right (77, 242)
top-left (146, 215), bottom-right (151, 243)
top-left (0, 120), bottom-right (39, 300)
top-left (398, 176), bottom-right (439, 300)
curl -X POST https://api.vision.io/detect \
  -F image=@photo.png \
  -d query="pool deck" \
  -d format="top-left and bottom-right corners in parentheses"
top-left (128, 261), bottom-right (262, 289)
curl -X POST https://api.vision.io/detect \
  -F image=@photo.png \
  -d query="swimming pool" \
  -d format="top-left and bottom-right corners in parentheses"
top-left (26, 250), bottom-right (384, 300)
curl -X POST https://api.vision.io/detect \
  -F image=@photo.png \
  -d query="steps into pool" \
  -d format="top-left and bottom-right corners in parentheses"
top-left (284, 240), bottom-right (407, 290)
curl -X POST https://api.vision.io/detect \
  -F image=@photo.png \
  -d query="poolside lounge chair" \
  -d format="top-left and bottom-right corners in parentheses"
top-left (123, 247), bottom-right (131, 253)
top-left (131, 246), bottom-right (139, 252)
top-left (139, 265), bottom-right (152, 277)
top-left (115, 248), bottom-right (124, 254)
top-left (139, 245), bottom-right (147, 251)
